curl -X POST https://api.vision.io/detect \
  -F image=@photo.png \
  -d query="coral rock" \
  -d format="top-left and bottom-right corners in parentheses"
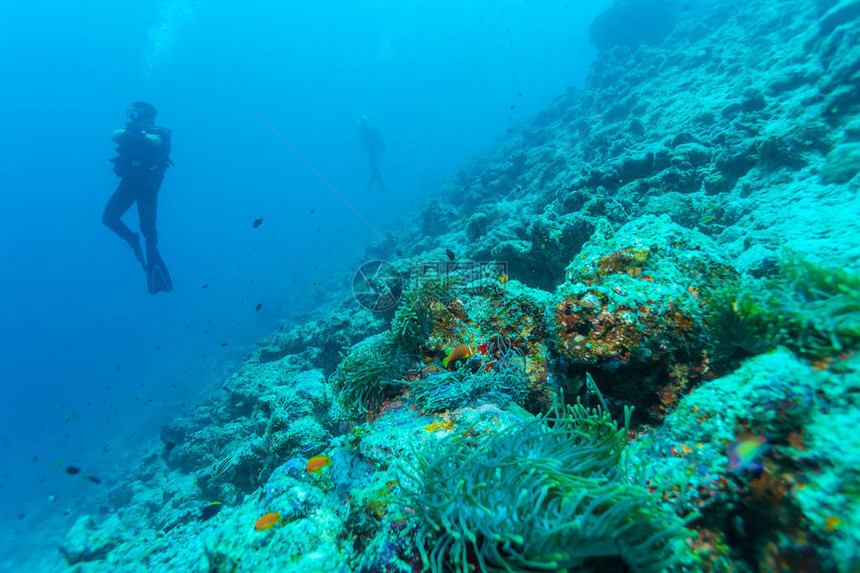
top-left (59, 515), bottom-right (117, 565)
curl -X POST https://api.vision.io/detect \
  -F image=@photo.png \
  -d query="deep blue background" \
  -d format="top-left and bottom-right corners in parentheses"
top-left (0, 0), bottom-right (604, 526)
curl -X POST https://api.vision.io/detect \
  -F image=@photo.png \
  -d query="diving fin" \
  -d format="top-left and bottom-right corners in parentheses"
top-left (146, 245), bottom-right (173, 295)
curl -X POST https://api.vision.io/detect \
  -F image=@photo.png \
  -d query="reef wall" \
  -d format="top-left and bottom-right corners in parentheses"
top-left (59, 0), bottom-right (860, 571)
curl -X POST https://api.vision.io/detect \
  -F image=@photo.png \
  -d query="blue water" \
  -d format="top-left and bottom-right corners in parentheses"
top-left (0, 0), bottom-right (605, 560)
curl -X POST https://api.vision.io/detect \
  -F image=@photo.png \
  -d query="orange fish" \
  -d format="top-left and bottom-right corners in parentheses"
top-left (442, 345), bottom-right (474, 368)
top-left (498, 273), bottom-right (509, 284)
top-left (254, 512), bottom-right (281, 531)
top-left (306, 455), bottom-right (331, 474)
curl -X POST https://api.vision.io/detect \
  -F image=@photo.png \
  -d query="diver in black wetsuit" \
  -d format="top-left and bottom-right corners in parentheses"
top-left (103, 102), bottom-right (174, 294)
top-left (358, 115), bottom-right (387, 193)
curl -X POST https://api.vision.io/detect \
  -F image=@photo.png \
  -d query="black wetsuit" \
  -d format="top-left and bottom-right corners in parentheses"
top-left (359, 122), bottom-right (386, 193)
top-left (103, 123), bottom-right (172, 251)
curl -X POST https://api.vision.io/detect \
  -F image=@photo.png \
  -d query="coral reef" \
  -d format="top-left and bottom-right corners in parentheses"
top-left (59, 516), bottom-right (119, 566)
top-left (401, 402), bottom-right (690, 572)
top-left (47, 0), bottom-right (860, 571)
top-left (821, 143), bottom-right (860, 184)
top-left (628, 349), bottom-right (860, 571)
top-left (705, 254), bottom-right (860, 363)
top-left (332, 332), bottom-right (410, 413)
top-left (409, 363), bottom-right (529, 413)
top-left (551, 216), bottom-right (733, 419)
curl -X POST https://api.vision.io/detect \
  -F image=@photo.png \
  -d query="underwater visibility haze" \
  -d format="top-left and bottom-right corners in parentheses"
top-left (1, 0), bottom-right (860, 571)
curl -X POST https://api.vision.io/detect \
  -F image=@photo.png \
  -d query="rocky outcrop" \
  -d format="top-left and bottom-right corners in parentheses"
top-left (59, 516), bottom-right (118, 565)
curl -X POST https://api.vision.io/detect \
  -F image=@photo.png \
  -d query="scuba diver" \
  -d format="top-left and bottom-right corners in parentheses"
top-left (358, 115), bottom-right (387, 193)
top-left (103, 102), bottom-right (174, 294)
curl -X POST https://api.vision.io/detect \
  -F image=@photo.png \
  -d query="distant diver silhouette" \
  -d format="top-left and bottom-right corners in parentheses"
top-left (358, 115), bottom-right (387, 193)
top-left (103, 102), bottom-right (174, 294)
